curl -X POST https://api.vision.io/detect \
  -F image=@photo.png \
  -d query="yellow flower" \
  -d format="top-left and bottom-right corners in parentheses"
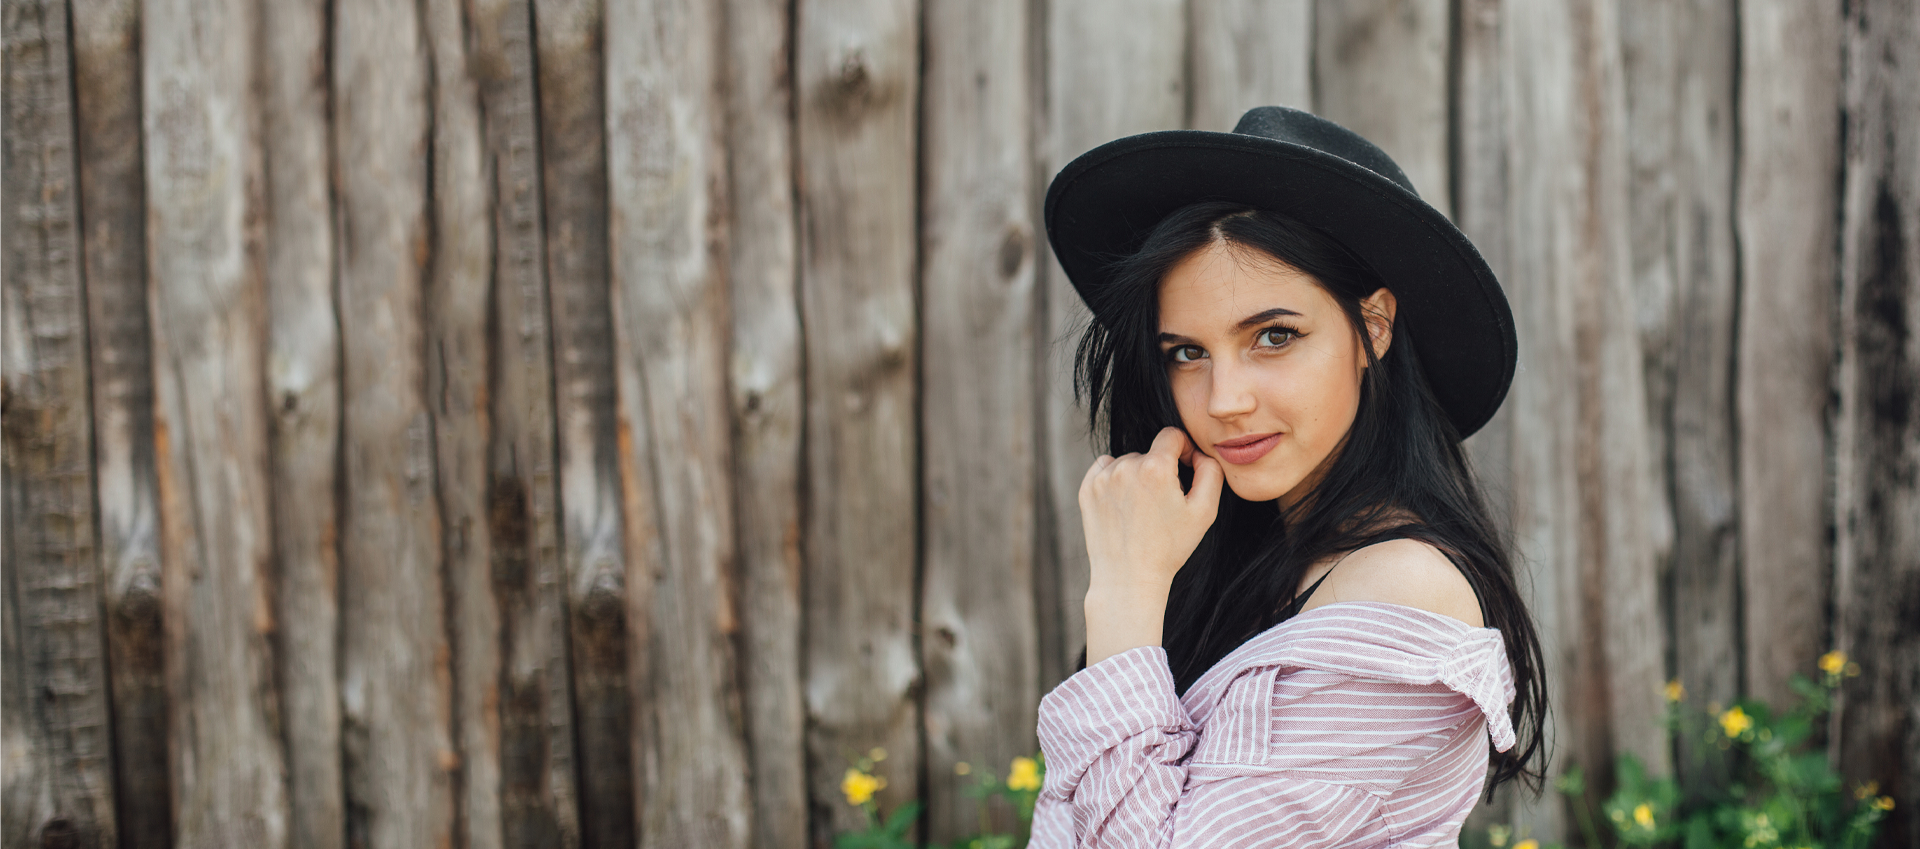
top-left (1514, 840), bottom-right (1540, 849)
top-left (841, 768), bottom-right (885, 806)
top-left (1665, 680), bottom-right (1685, 702)
top-left (1634, 802), bottom-right (1655, 828)
top-left (954, 761), bottom-right (971, 776)
top-left (1872, 796), bottom-right (1895, 811)
top-left (1820, 651), bottom-right (1846, 675)
top-left (1856, 781), bottom-right (1880, 800)
top-left (1719, 705), bottom-right (1753, 738)
top-left (1007, 756), bottom-right (1042, 792)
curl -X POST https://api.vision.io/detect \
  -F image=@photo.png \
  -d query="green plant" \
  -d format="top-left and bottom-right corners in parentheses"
top-left (1477, 652), bottom-right (1896, 849)
top-left (833, 751), bottom-right (1046, 849)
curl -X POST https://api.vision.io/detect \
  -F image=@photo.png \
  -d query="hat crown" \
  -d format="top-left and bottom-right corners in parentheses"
top-left (1231, 106), bottom-right (1419, 197)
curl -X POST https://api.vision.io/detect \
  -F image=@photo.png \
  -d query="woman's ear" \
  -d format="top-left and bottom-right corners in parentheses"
top-left (1361, 287), bottom-right (1397, 360)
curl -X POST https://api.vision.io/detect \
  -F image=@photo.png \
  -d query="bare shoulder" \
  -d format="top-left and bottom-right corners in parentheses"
top-left (1300, 538), bottom-right (1485, 627)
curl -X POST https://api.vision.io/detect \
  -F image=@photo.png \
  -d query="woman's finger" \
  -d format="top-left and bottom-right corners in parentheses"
top-left (1147, 427), bottom-right (1188, 471)
top-left (1081, 454), bottom-right (1114, 492)
top-left (1186, 450), bottom-right (1225, 517)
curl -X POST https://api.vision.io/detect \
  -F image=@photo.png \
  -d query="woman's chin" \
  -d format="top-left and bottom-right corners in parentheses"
top-left (1222, 474), bottom-right (1297, 505)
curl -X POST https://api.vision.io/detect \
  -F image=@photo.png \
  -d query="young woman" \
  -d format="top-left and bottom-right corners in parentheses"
top-left (1030, 107), bottom-right (1549, 847)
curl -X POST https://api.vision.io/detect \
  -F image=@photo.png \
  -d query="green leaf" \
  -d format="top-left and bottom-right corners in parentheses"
top-left (882, 800), bottom-right (923, 837)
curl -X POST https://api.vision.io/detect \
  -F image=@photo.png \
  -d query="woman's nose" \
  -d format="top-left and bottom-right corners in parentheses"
top-left (1206, 358), bottom-right (1257, 420)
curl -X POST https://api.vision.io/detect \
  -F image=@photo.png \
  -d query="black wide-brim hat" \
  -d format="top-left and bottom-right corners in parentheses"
top-left (1044, 106), bottom-right (1515, 438)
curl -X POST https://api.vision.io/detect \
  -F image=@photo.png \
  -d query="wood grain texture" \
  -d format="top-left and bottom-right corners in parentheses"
top-left (920, 0), bottom-right (1038, 840)
top-left (1476, 0), bottom-right (1668, 833)
top-left (1492, 4), bottom-right (1588, 832)
top-left (720, 0), bottom-right (807, 845)
top-left (1565, 0), bottom-right (1671, 793)
top-left (423, 1), bottom-right (512, 846)
top-left (1188, 0), bottom-right (1311, 132)
top-left (1832, 1), bottom-right (1920, 844)
top-left (1036, 0), bottom-right (1187, 692)
top-left (604, 0), bottom-right (752, 845)
top-left (332, 0), bottom-right (456, 844)
top-left (259, 0), bottom-right (344, 845)
top-left (1, 2), bottom-right (118, 844)
top-left (1619, 0), bottom-right (1739, 797)
top-left (466, 1), bottom-right (582, 846)
top-left (1312, 0), bottom-right (1451, 213)
top-left (531, 2), bottom-right (635, 845)
top-left (795, 0), bottom-right (923, 839)
top-left (70, 1), bottom-right (170, 844)
top-left (141, 0), bottom-right (291, 842)
top-left (1734, 0), bottom-right (1841, 710)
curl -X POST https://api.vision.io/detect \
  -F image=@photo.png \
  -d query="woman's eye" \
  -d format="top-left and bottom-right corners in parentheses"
top-left (1256, 328), bottom-right (1296, 348)
top-left (1168, 345), bottom-right (1205, 363)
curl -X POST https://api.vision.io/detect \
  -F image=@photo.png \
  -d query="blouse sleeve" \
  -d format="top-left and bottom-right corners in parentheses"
top-left (1031, 648), bottom-right (1196, 848)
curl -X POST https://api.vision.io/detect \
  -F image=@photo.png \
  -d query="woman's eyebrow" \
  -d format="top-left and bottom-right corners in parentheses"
top-left (1234, 307), bottom-right (1302, 330)
top-left (1159, 307), bottom-right (1304, 345)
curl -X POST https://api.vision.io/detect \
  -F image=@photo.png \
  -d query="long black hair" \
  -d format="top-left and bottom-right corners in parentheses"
top-left (1073, 202), bottom-right (1548, 796)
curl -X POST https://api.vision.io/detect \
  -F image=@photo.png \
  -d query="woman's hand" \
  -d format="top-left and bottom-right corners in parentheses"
top-left (1079, 426), bottom-right (1225, 665)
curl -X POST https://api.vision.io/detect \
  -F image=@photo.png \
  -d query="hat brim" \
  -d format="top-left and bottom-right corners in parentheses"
top-left (1044, 129), bottom-right (1515, 438)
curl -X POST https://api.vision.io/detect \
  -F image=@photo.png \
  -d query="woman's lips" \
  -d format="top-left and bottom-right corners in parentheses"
top-left (1212, 432), bottom-right (1282, 465)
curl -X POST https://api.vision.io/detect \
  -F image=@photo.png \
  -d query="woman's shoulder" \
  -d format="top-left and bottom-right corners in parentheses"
top-left (1299, 537), bottom-right (1483, 627)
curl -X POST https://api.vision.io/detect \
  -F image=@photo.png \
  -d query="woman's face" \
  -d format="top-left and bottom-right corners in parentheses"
top-left (1157, 240), bottom-right (1395, 507)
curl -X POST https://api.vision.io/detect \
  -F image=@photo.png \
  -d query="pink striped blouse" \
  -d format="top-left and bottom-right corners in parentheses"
top-left (1031, 602), bottom-right (1517, 848)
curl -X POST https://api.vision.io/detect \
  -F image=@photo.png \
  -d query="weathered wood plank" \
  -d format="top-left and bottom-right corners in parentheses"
top-left (1734, 0), bottom-right (1841, 710)
top-left (795, 0), bottom-right (923, 839)
top-left (1487, 5), bottom-right (1587, 835)
top-left (720, 0), bottom-right (807, 845)
top-left (920, 0), bottom-right (1038, 841)
top-left (1312, 0), bottom-right (1451, 214)
top-left (1619, 0), bottom-right (1739, 797)
top-left (1832, 1), bottom-right (1920, 844)
top-left (332, 0), bottom-right (456, 844)
top-left (604, 0), bottom-right (751, 845)
top-left (259, 0), bottom-right (344, 845)
top-left (466, 1), bottom-right (582, 846)
top-left (1037, 0), bottom-right (1186, 692)
top-left (1478, 0), bottom-right (1668, 834)
top-left (1, 1), bottom-right (118, 844)
top-left (141, 0), bottom-right (290, 842)
top-left (531, 1), bottom-right (635, 845)
top-left (424, 1), bottom-right (520, 846)
top-left (70, 0), bottom-right (170, 844)
top-left (1188, 0), bottom-right (1311, 131)
top-left (1563, 0), bottom-right (1672, 796)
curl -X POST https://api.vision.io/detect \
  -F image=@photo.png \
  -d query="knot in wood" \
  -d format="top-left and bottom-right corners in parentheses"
top-left (38, 819), bottom-right (78, 849)
top-left (581, 572), bottom-right (624, 626)
top-left (836, 48), bottom-right (871, 96)
top-left (117, 568), bottom-right (161, 623)
top-left (998, 226), bottom-right (1030, 279)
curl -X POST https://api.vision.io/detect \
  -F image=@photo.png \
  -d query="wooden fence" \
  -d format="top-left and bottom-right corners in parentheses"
top-left (2, 0), bottom-right (1915, 847)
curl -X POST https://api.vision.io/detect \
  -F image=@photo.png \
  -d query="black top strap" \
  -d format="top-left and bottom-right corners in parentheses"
top-left (1275, 533), bottom-right (1412, 621)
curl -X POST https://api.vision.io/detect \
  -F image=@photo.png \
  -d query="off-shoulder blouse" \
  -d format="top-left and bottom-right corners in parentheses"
top-left (1031, 602), bottom-right (1517, 848)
